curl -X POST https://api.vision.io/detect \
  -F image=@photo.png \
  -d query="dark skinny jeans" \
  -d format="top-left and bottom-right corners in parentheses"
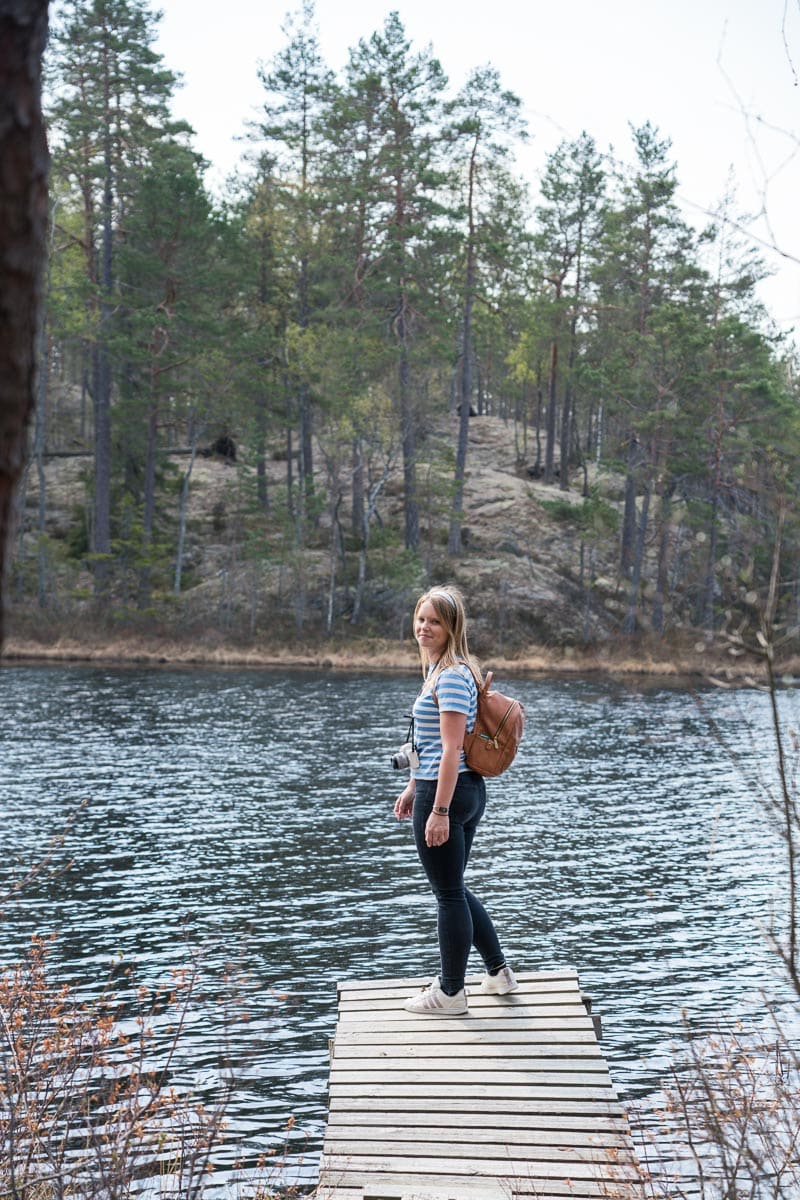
top-left (412, 770), bottom-right (506, 995)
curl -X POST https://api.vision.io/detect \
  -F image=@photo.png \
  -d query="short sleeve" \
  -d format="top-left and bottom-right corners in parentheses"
top-left (435, 666), bottom-right (474, 715)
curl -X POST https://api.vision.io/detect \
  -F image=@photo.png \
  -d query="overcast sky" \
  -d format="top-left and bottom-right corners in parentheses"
top-left (54, 0), bottom-right (800, 334)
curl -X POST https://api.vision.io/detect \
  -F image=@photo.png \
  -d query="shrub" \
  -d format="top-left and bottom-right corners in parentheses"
top-left (0, 937), bottom-right (230, 1200)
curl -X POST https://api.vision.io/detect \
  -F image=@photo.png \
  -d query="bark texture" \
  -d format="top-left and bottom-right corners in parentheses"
top-left (0, 0), bottom-right (49, 647)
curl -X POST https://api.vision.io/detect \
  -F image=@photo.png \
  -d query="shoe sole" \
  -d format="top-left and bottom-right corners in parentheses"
top-left (404, 1004), bottom-right (469, 1015)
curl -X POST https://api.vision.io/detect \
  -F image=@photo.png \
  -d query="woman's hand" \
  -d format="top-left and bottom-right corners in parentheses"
top-left (394, 784), bottom-right (414, 820)
top-left (425, 811), bottom-right (450, 847)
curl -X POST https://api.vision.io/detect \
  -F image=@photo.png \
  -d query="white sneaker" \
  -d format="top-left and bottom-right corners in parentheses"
top-left (479, 966), bottom-right (519, 995)
top-left (403, 980), bottom-right (468, 1015)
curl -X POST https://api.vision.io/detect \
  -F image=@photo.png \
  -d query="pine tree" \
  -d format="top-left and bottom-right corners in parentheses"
top-left (533, 133), bottom-right (605, 488)
top-left (336, 12), bottom-right (448, 552)
top-left (697, 186), bottom-right (774, 631)
top-left (251, 0), bottom-right (334, 523)
top-left (593, 123), bottom-right (705, 630)
top-left (114, 138), bottom-right (219, 607)
top-left (444, 65), bottom-right (528, 554)
top-left (47, 0), bottom-right (188, 599)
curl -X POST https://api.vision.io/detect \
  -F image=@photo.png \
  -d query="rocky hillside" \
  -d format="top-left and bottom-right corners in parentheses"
top-left (5, 411), bottom-right (762, 676)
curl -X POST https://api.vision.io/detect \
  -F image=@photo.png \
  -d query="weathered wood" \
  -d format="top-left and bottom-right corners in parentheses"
top-left (338, 987), bottom-right (583, 1009)
top-left (321, 1146), bottom-right (634, 1186)
top-left (318, 1171), bottom-right (633, 1199)
top-left (325, 1138), bottom-right (637, 1163)
top-left (333, 1015), bottom-right (596, 1039)
top-left (318, 1179), bottom-right (634, 1200)
top-left (340, 969), bottom-right (582, 998)
top-left (328, 1094), bottom-right (626, 1117)
top-left (325, 1122), bottom-right (631, 1147)
top-left (319, 970), bottom-right (642, 1200)
top-left (329, 1062), bottom-right (611, 1083)
top-left (325, 1110), bottom-right (631, 1135)
top-left (329, 1081), bottom-right (621, 1101)
top-left (337, 1001), bottom-right (592, 1021)
top-left (336, 969), bottom-right (579, 992)
top-left (334, 1039), bottom-right (604, 1058)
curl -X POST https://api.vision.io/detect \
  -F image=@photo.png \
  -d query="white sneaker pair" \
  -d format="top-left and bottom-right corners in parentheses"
top-left (403, 966), bottom-right (519, 1014)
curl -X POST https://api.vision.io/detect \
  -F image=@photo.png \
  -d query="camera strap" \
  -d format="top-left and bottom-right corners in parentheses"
top-left (403, 713), bottom-right (416, 750)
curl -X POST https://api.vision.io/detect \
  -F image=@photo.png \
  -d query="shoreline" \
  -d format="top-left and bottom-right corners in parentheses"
top-left (1, 633), bottom-right (788, 685)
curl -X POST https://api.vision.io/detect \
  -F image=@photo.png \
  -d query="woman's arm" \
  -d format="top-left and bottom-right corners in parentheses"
top-left (425, 709), bottom-right (467, 847)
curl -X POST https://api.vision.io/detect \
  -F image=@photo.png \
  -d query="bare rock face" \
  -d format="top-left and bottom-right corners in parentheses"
top-left (436, 416), bottom-right (620, 649)
top-left (19, 396), bottom-right (626, 649)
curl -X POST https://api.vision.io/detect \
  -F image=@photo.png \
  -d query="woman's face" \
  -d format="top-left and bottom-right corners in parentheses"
top-left (415, 599), bottom-right (449, 662)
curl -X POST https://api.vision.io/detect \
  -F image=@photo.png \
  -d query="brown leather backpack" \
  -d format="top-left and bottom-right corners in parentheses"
top-left (462, 670), bottom-right (525, 777)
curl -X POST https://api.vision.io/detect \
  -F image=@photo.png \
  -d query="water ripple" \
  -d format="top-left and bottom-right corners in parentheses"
top-left (1, 664), bottom-right (796, 1180)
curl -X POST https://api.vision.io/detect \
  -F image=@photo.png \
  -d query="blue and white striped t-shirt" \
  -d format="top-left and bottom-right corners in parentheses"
top-left (411, 663), bottom-right (478, 780)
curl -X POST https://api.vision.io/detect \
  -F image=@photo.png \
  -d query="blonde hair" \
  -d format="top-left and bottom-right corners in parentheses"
top-left (413, 584), bottom-right (482, 688)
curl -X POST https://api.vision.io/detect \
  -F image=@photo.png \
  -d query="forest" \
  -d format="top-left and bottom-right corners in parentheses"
top-left (10, 0), bottom-right (800, 659)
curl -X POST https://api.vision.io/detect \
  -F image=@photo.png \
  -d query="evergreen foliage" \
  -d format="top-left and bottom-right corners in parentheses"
top-left (19, 1), bottom-right (800, 651)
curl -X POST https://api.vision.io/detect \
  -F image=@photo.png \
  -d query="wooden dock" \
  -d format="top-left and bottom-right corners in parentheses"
top-left (317, 969), bottom-right (641, 1200)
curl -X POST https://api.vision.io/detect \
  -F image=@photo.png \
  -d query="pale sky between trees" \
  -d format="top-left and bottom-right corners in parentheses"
top-left (51, 0), bottom-right (800, 334)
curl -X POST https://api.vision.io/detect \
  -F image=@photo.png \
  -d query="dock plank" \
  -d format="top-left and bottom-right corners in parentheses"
top-left (324, 1118), bottom-right (631, 1141)
top-left (319, 970), bottom-right (642, 1200)
top-left (334, 1021), bottom-right (598, 1043)
top-left (334, 1039), bottom-right (604, 1058)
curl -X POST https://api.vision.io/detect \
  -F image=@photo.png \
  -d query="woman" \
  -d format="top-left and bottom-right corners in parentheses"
top-left (394, 585), bottom-right (518, 1015)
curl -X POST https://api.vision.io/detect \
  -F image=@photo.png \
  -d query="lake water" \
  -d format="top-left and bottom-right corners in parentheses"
top-left (1, 664), bottom-right (797, 1189)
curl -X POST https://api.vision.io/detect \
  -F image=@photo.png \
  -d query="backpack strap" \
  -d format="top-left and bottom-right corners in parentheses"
top-left (430, 663), bottom-right (486, 707)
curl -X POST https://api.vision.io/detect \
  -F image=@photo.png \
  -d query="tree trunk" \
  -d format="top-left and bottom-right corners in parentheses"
top-left (92, 98), bottom-right (114, 599)
top-left (299, 380), bottom-right (314, 515)
top-left (35, 328), bottom-right (50, 608)
top-left (284, 388), bottom-right (295, 520)
top-left (581, 543), bottom-right (596, 644)
top-left (544, 337), bottom-right (558, 484)
top-left (559, 377), bottom-right (571, 491)
top-left (701, 487), bottom-right (719, 632)
top-left (560, 219), bottom-right (585, 493)
top-left (449, 261), bottom-right (474, 556)
top-left (449, 138), bottom-right (478, 556)
top-left (0, 0), bottom-right (50, 648)
top-left (653, 484), bottom-right (674, 635)
top-left (326, 491), bottom-right (343, 635)
top-left (137, 400), bottom-right (158, 608)
top-left (623, 480), bottom-right (651, 634)
top-left (351, 438), bottom-right (364, 539)
top-left (174, 417), bottom-right (199, 596)
top-left (399, 342), bottom-right (419, 551)
top-left (351, 452), bottom-right (393, 626)
top-left (594, 398), bottom-right (603, 467)
top-left (702, 379), bottom-right (726, 631)
top-left (765, 499), bottom-right (785, 631)
top-left (534, 373), bottom-right (543, 473)
top-left (620, 436), bottom-right (639, 576)
top-left (255, 391), bottom-right (269, 512)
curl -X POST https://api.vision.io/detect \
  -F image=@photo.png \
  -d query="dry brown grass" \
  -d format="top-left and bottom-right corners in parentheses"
top-left (5, 627), bottom-right (791, 687)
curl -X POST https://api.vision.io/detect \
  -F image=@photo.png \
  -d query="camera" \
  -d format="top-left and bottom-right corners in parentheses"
top-left (391, 741), bottom-right (420, 770)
